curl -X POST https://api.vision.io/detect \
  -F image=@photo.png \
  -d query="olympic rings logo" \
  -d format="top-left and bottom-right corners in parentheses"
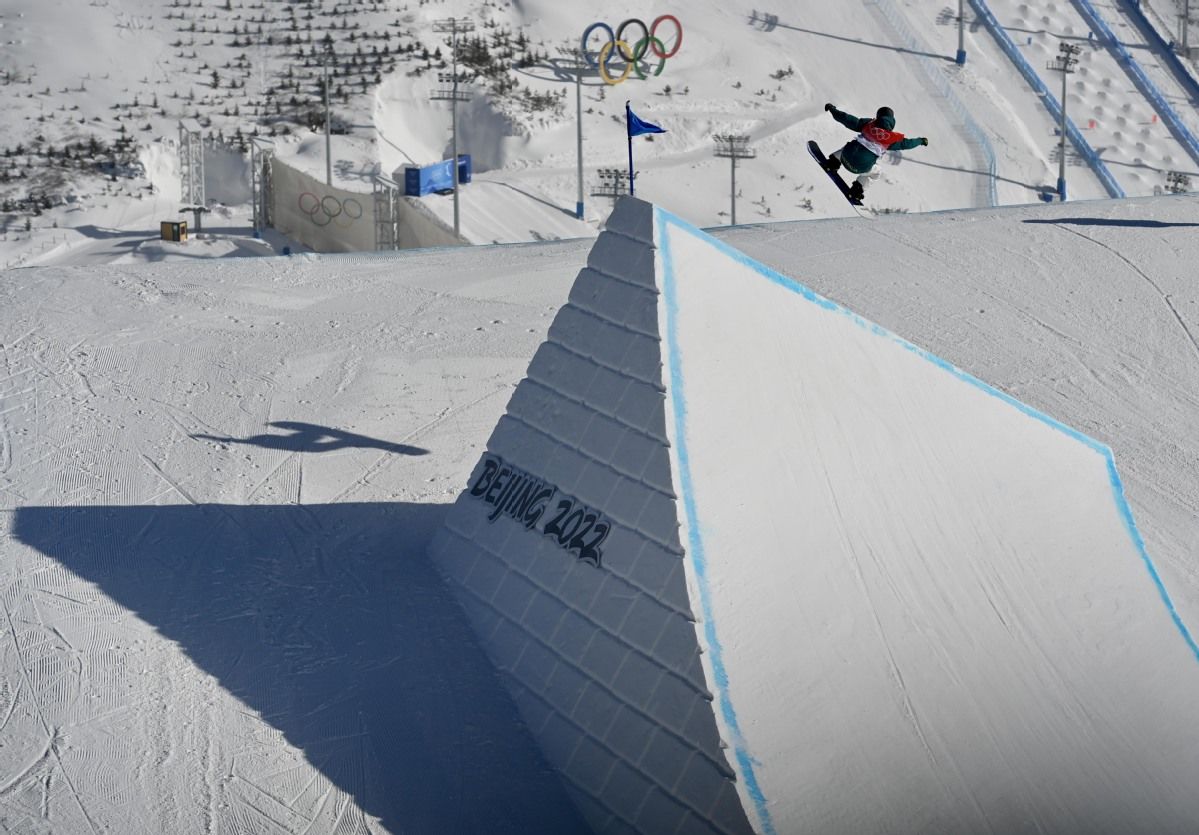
top-left (581, 15), bottom-right (682, 85)
top-left (298, 192), bottom-right (364, 228)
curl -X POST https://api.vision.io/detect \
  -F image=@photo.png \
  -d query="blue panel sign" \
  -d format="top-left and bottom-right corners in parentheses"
top-left (403, 156), bottom-right (473, 197)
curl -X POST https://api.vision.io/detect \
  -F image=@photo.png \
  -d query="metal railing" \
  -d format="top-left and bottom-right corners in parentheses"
top-left (969, 0), bottom-right (1125, 197)
top-left (1123, 0), bottom-right (1199, 104)
top-left (1075, 0), bottom-right (1199, 168)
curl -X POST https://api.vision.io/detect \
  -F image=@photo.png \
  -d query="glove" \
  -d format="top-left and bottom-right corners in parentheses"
top-left (824, 103), bottom-right (835, 112)
top-left (920, 137), bottom-right (929, 146)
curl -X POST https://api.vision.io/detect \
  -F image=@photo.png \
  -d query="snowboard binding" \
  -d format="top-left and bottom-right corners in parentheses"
top-left (824, 154), bottom-right (864, 200)
top-left (807, 141), bottom-right (865, 207)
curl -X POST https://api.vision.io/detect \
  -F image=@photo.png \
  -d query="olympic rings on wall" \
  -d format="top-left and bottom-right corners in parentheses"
top-left (581, 15), bottom-right (682, 85)
top-left (298, 192), bottom-right (364, 229)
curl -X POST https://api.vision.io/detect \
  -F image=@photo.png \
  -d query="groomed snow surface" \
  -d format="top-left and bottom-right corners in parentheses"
top-left (3, 0), bottom-right (1199, 831)
top-left (3, 192), bottom-right (1199, 833)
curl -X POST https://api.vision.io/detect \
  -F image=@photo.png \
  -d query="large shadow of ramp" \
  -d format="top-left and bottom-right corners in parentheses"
top-left (12, 502), bottom-right (588, 835)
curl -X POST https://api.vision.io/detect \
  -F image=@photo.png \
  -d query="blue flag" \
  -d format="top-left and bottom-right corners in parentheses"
top-left (625, 102), bottom-right (665, 197)
top-left (626, 104), bottom-right (666, 137)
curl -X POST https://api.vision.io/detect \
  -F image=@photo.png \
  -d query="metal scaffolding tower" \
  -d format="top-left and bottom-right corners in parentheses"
top-left (250, 137), bottom-right (275, 237)
top-left (373, 175), bottom-right (401, 251)
top-left (178, 119), bottom-right (206, 207)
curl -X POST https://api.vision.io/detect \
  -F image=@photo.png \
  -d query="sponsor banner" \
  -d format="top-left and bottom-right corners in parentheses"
top-left (402, 155), bottom-right (472, 197)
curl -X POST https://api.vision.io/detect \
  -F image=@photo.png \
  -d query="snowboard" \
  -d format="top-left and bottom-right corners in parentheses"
top-left (807, 140), bottom-right (863, 206)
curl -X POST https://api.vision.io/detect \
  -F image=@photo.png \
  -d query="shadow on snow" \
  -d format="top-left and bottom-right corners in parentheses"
top-left (750, 15), bottom-right (955, 63)
top-left (191, 421), bottom-right (429, 456)
top-left (1023, 217), bottom-right (1199, 228)
top-left (12, 501), bottom-right (587, 834)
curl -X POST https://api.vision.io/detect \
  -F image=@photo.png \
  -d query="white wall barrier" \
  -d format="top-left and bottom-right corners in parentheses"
top-left (395, 195), bottom-right (464, 250)
top-left (270, 161), bottom-right (377, 253)
top-left (269, 158), bottom-right (461, 253)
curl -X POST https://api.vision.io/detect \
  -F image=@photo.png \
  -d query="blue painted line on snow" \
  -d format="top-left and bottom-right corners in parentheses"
top-left (657, 208), bottom-right (1199, 704)
top-left (656, 207), bottom-right (779, 835)
top-left (1106, 457), bottom-right (1199, 661)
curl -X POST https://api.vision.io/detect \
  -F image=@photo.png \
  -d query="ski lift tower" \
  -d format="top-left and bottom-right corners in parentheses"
top-left (178, 119), bottom-right (206, 207)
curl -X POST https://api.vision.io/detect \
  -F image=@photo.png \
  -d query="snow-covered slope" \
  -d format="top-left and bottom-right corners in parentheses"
top-left (1, 193), bottom-right (1198, 832)
top-left (4, 0), bottom-right (1199, 265)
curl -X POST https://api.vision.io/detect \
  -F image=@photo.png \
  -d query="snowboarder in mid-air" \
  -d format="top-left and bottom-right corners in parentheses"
top-left (820, 104), bottom-right (928, 202)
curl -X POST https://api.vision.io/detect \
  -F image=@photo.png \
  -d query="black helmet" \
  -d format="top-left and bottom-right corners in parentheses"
top-left (876, 106), bottom-right (894, 121)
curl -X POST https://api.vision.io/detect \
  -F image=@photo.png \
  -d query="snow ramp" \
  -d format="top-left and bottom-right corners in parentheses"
top-left (428, 198), bottom-right (1199, 835)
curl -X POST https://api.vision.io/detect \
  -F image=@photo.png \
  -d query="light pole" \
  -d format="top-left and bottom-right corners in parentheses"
top-left (592, 168), bottom-right (627, 211)
top-left (557, 46), bottom-right (587, 220)
top-left (323, 54), bottom-right (333, 187)
top-left (956, 0), bottom-right (967, 64)
top-left (713, 134), bottom-right (755, 226)
top-left (1183, 0), bottom-right (1192, 54)
top-left (431, 71), bottom-right (471, 238)
top-left (432, 17), bottom-right (475, 238)
top-left (1047, 42), bottom-right (1082, 201)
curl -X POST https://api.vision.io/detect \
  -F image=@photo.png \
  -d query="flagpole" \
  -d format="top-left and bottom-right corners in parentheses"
top-left (625, 101), bottom-right (635, 196)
